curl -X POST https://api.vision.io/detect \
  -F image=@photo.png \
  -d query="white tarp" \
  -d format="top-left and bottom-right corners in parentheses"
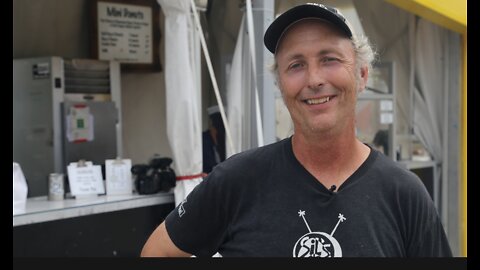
top-left (412, 18), bottom-right (461, 232)
top-left (226, 15), bottom-right (249, 158)
top-left (13, 162), bottom-right (28, 214)
top-left (353, 0), bottom-right (412, 136)
top-left (354, 0), bottom-right (460, 163)
top-left (413, 18), bottom-right (460, 163)
top-left (226, 11), bottom-right (264, 157)
top-left (157, 0), bottom-right (202, 206)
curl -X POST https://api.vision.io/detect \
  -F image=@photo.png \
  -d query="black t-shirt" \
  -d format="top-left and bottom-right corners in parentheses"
top-left (165, 137), bottom-right (452, 257)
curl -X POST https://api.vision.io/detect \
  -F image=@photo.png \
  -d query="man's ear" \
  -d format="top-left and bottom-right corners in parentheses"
top-left (358, 65), bottom-right (369, 92)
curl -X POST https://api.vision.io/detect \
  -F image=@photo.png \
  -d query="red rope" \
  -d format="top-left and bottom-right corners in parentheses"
top-left (176, 173), bottom-right (208, 181)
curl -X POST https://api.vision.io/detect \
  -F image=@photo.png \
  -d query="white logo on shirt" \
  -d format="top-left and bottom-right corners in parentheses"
top-left (293, 210), bottom-right (346, 257)
top-left (178, 198), bottom-right (187, 217)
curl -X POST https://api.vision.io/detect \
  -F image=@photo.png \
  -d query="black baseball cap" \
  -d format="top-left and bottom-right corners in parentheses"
top-left (264, 3), bottom-right (353, 54)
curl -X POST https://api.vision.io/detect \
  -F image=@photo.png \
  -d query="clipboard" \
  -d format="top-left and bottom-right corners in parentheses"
top-left (67, 159), bottom-right (105, 197)
top-left (105, 158), bottom-right (132, 195)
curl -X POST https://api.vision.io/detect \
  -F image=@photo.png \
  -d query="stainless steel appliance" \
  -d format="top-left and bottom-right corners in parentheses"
top-left (13, 57), bottom-right (122, 197)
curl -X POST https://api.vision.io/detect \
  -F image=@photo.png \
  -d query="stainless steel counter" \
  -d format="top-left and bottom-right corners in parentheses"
top-left (13, 191), bottom-right (174, 227)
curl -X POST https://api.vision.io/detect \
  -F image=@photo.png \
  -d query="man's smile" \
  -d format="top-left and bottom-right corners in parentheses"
top-left (303, 95), bottom-right (336, 105)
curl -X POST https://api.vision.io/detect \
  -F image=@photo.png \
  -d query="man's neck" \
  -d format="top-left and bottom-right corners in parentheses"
top-left (291, 128), bottom-right (370, 189)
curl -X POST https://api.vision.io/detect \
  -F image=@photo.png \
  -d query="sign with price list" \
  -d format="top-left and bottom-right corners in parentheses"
top-left (91, 0), bottom-right (161, 71)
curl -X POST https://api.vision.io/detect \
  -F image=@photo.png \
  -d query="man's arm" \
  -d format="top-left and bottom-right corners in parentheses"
top-left (141, 221), bottom-right (192, 257)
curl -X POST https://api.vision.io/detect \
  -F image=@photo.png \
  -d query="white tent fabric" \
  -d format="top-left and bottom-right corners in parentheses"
top-left (226, 15), bottom-right (244, 157)
top-left (226, 15), bottom-right (249, 158)
top-left (13, 162), bottom-right (28, 214)
top-left (413, 18), bottom-right (460, 163)
top-left (245, 0), bottom-right (264, 148)
top-left (353, 0), bottom-right (412, 136)
top-left (412, 18), bottom-right (461, 231)
top-left (226, 10), bottom-right (267, 157)
top-left (355, 0), bottom-right (460, 164)
top-left (157, 0), bottom-right (203, 206)
top-left (412, 18), bottom-right (444, 163)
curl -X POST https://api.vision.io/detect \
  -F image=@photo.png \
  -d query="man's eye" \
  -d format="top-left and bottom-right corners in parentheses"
top-left (288, 63), bottom-right (303, 70)
top-left (323, 57), bottom-right (338, 63)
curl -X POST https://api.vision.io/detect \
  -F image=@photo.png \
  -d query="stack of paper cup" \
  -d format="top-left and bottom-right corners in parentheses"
top-left (48, 173), bottom-right (64, 201)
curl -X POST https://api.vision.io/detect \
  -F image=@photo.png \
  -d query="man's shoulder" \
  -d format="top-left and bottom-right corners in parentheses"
top-left (225, 138), bottom-right (288, 164)
top-left (369, 150), bottom-right (429, 194)
top-left (210, 138), bottom-right (289, 177)
top-left (203, 139), bottom-right (290, 188)
top-left (370, 150), bottom-right (412, 176)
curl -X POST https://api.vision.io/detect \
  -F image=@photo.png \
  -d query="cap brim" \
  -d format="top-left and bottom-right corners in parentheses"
top-left (264, 4), bottom-right (352, 54)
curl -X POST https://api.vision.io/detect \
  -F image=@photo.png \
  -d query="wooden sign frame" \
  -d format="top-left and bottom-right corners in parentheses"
top-left (90, 0), bottom-right (161, 72)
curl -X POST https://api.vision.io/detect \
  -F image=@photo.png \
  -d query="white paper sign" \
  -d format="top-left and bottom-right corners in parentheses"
top-left (66, 105), bottom-right (94, 142)
top-left (380, 100), bottom-right (393, 111)
top-left (380, 112), bottom-right (393, 124)
top-left (105, 159), bottom-right (132, 195)
top-left (67, 161), bottom-right (105, 196)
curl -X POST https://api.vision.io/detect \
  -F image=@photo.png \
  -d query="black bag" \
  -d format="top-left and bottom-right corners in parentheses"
top-left (131, 156), bottom-right (176, 194)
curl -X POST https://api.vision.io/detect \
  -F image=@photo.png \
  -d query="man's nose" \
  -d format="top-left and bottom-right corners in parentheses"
top-left (307, 64), bottom-right (326, 90)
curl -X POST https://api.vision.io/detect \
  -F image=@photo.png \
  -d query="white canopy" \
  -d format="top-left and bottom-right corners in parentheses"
top-left (157, 0), bottom-right (203, 205)
top-left (226, 5), bottom-right (265, 157)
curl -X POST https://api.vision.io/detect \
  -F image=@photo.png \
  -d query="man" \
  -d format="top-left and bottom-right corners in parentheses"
top-left (202, 105), bottom-right (226, 174)
top-left (141, 3), bottom-right (452, 257)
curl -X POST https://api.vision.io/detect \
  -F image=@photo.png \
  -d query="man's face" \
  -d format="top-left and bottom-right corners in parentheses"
top-left (275, 19), bottom-right (367, 136)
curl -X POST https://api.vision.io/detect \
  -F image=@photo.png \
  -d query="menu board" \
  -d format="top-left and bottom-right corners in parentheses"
top-left (91, 0), bottom-right (161, 71)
